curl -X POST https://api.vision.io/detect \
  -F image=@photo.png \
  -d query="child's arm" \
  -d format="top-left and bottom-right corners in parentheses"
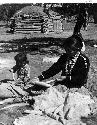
top-left (25, 64), bottom-right (30, 79)
top-left (9, 68), bottom-right (15, 81)
top-left (12, 72), bottom-right (15, 81)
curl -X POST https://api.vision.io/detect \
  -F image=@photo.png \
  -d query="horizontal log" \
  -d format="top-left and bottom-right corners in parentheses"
top-left (17, 23), bottom-right (42, 26)
top-left (20, 20), bottom-right (42, 23)
top-left (16, 26), bottom-right (41, 29)
top-left (15, 28), bottom-right (41, 31)
top-left (15, 30), bottom-right (41, 32)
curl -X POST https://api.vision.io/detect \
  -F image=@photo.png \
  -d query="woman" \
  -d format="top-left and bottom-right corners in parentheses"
top-left (33, 34), bottom-right (90, 88)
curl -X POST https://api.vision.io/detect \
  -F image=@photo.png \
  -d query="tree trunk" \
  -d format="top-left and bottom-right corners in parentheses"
top-left (93, 4), bottom-right (97, 24)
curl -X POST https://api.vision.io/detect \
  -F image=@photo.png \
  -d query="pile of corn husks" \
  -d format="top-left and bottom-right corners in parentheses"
top-left (13, 86), bottom-right (97, 125)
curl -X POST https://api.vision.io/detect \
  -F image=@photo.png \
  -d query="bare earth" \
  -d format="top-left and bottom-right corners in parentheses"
top-left (0, 22), bottom-right (97, 125)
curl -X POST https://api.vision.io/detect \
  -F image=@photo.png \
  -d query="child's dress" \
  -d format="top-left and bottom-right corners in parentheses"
top-left (13, 63), bottom-right (30, 86)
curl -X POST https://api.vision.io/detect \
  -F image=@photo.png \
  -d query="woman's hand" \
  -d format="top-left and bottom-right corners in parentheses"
top-left (32, 77), bottom-right (40, 83)
top-left (56, 76), bottom-right (66, 82)
top-left (31, 77), bottom-right (51, 87)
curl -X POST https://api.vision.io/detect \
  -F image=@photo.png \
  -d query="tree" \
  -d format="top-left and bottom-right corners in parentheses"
top-left (0, 3), bottom-right (32, 21)
top-left (93, 3), bottom-right (97, 23)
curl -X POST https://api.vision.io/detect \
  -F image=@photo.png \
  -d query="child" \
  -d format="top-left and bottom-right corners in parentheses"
top-left (11, 52), bottom-right (30, 86)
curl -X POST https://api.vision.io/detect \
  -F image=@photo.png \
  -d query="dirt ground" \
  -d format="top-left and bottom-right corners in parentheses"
top-left (0, 22), bottom-right (97, 81)
top-left (0, 22), bottom-right (97, 125)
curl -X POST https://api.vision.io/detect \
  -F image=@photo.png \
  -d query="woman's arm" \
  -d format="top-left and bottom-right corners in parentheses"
top-left (38, 54), bottom-right (66, 81)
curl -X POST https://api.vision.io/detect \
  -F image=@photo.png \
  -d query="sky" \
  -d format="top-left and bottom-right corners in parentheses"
top-left (0, 0), bottom-right (96, 4)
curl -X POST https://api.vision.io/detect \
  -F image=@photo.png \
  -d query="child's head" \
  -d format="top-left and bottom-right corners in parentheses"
top-left (14, 53), bottom-right (29, 66)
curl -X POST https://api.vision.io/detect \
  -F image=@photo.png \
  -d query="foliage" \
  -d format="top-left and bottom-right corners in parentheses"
top-left (0, 3), bottom-right (32, 21)
top-left (52, 3), bottom-right (94, 17)
top-left (0, 3), bottom-right (96, 23)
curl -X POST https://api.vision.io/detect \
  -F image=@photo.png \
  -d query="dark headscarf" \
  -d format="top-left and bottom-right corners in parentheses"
top-left (63, 33), bottom-right (83, 51)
